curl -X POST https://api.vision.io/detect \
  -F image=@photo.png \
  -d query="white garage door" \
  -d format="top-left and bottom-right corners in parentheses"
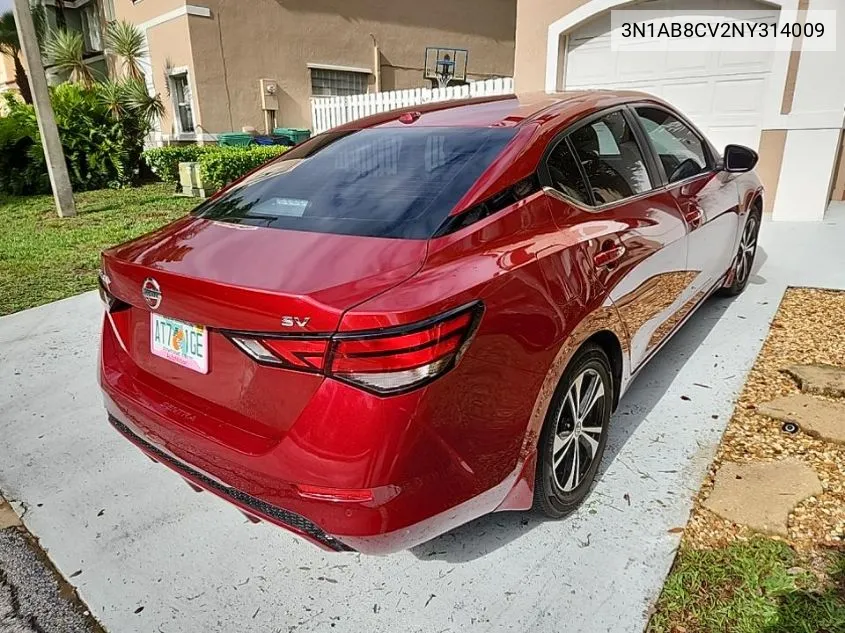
top-left (562, 0), bottom-right (779, 151)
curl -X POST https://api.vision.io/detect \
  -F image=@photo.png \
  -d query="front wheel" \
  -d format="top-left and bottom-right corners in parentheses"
top-left (718, 214), bottom-right (760, 297)
top-left (533, 344), bottom-right (613, 518)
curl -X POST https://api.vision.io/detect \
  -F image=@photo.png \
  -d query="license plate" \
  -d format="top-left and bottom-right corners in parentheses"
top-left (151, 314), bottom-right (208, 374)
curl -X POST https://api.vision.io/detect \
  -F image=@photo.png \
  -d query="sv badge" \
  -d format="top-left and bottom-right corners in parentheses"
top-left (281, 316), bottom-right (311, 328)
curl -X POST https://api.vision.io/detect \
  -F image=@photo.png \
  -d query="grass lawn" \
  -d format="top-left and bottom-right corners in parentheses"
top-left (0, 183), bottom-right (197, 316)
top-left (649, 539), bottom-right (845, 633)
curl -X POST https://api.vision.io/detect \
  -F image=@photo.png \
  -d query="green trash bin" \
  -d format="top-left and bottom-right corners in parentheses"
top-left (217, 132), bottom-right (254, 147)
top-left (272, 128), bottom-right (311, 145)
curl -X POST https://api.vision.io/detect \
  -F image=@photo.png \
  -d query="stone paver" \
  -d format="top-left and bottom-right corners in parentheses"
top-left (703, 459), bottom-right (823, 537)
top-left (0, 501), bottom-right (22, 529)
top-left (785, 364), bottom-right (845, 398)
top-left (757, 393), bottom-right (845, 444)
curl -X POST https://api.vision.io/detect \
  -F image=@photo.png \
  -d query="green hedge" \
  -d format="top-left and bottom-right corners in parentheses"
top-left (141, 145), bottom-right (220, 185)
top-left (198, 146), bottom-right (289, 191)
top-left (142, 144), bottom-right (288, 191)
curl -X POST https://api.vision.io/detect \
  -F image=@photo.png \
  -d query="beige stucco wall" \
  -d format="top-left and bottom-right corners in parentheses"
top-left (145, 18), bottom-right (196, 137)
top-left (188, 0), bottom-right (516, 132)
top-left (113, 1), bottom-right (197, 138)
top-left (113, 0), bottom-right (186, 25)
top-left (0, 54), bottom-right (17, 91)
top-left (757, 130), bottom-right (787, 213)
top-left (830, 132), bottom-right (845, 202)
top-left (514, 0), bottom-right (588, 93)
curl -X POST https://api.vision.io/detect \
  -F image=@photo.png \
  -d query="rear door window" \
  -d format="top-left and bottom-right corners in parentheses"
top-left (545, 139), bottom-right (591, 205)
top-left (194, 127), bottom-right (516, 239)
top-left (568, 110), bottom-right (652, 205)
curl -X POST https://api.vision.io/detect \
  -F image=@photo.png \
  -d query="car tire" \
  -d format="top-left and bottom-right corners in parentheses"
top-left (533, 344), bottom-right (614, 519)
top-left (717, 213), bottom-right (760, 297)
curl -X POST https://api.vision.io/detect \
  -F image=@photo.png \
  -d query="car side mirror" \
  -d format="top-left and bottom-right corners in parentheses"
top-left (721, 144), bottom-right (759, 173)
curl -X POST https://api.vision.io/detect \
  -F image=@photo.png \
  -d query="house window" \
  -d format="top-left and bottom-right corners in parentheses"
top-left (102, 0), bottom-right (116, 22)
top-left (80, 2), bottom-right (103, 52)
top-left (310, 68), bottom-right (368, 97)
top-left (170, 73), bottom-right (195, 134)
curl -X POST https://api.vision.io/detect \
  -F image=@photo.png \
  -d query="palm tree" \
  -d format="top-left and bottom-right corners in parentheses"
top-left (97, 77), bottom-right (163, 125)
top-left (0, 11), bottom-right (32, 104)
top-left (105, 20), bottom-right (146, 81)
top-left (45, 27), bottom-right (94, 87)
top-left (121, 77), bottom-right (163, 125)
top-left (0, 4), bottom-right (48, 104)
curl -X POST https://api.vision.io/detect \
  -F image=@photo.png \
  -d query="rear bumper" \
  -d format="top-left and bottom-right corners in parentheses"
top-left (100, 315), bottom-right (525, 554)
top-left (107, 412), bottom-right (352, 552)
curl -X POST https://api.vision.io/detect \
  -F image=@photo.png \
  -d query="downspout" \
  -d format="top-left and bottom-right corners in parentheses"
top-left (370, 33), bottom-right (380, 92)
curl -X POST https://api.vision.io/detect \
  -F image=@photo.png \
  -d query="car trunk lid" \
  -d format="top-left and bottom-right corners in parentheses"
top-left (100, 216), bottom-right (426, 445)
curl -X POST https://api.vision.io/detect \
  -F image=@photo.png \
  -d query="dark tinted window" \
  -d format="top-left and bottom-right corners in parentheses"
top-left (636, 107), bottom-right (708, 183)
top-left (568, 110), bottom-right (652, 205)
top-left (546, 139), bottom-right (590, 205)
top-left (193, 127), bottom-right (516, 239)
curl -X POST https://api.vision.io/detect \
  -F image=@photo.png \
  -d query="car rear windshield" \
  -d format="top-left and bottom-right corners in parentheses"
top-left (193, 126), bottom-right (517, 239)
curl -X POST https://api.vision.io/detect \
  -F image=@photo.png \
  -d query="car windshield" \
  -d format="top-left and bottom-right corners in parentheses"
top-left (193, 126), bottom-right (517, 239)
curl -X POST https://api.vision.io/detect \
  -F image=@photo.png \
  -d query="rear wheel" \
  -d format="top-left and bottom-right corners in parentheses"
top-left (534, 344), bottom-right (613, 518)
top-left (718, 214), bottom-right (760, 297)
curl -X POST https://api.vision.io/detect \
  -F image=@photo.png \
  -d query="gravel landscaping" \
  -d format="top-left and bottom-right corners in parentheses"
top-left (690, 287), bottom-right (845, 549)
top-left (0, 517), bottom-right (101, 633)
top-left (650, 287), bottom-right (845, 633)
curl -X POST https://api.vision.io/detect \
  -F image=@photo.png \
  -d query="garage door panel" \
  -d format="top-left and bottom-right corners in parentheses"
top-left (711, 77), bottom-right (768, 116)
top-left (562, 0), bottom-right (777, 151)
top-left (716, 50), bottom-right (776, 75)
top-left (661, 82), bottom-right (713, 117)
top-left (664, 52), bottom-right (713, 76)
top-left (708, 126), bottom-right (762, 154)
top-left (617, 49), bottom-right (669, 81)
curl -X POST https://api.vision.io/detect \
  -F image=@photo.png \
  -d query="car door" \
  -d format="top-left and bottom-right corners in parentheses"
top-left (631, 105), bottom-right (740, 296)
top-left (540, 107), bottom-right (696, 371)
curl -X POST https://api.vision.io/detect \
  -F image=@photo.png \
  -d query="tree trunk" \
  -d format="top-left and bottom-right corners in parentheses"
top-left (13, 54), bottom-right (32, 104)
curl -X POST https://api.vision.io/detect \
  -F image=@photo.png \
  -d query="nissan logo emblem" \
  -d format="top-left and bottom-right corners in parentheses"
top-left (142, 278), bottom-right (162, 310)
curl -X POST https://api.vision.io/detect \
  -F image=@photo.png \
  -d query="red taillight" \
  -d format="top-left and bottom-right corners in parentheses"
top-left (227, 303), bottom-right (483, 395)
top-left (229, 336), bottom-right (329, 372)
top-left (261, 338), bottom-right (329, 371)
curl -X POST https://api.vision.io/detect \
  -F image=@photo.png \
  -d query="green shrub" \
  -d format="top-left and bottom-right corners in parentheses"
top-left (199, 145), bottom-right (288, 191)
top-left (141, 145), bottom-right (221, 185)
top-left (0, 80), bottom-right (160, 195)
top-left (0, 94), bottom-right (44, 195)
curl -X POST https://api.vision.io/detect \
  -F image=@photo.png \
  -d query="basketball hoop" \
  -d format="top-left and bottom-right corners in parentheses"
top-left (435, 54), bottom-right (455, 89)
top-left (424, 47), bottom-right (468, 90)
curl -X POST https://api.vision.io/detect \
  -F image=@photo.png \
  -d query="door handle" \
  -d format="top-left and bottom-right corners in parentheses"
top-left (683, 207), bottom-right (703, 229)
top-left (593, 245), bottom-right (626, 268)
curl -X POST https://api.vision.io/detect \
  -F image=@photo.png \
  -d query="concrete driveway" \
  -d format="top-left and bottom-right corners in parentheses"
top-left (1, 210), bottom-right (843, 633)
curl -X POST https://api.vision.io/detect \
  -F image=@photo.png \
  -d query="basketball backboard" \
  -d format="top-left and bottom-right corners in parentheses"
top-left (424, 47), bottom-right (468, 87)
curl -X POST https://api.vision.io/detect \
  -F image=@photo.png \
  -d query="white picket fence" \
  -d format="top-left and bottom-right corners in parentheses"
top-left (310, 77), bottom-right (514, 134)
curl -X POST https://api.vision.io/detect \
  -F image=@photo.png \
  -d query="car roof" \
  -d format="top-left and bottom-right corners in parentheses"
top-left (336, 90), bottom-right (663, 132)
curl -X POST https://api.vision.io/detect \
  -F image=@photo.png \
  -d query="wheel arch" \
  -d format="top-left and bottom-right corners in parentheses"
top-left (583, 330), bottom-right (624, 412)
top-left (495, 308), bottom-right (630, 512)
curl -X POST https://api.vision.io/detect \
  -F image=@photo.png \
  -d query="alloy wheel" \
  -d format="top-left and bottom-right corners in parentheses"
top-left (735, 216), bottom-right (758, 286)
top-left (552, 368), bottom-right (607, 492)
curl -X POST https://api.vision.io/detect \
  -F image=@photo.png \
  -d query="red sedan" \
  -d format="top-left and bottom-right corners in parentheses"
top-left (99, 92), bottom-right (762, 554)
